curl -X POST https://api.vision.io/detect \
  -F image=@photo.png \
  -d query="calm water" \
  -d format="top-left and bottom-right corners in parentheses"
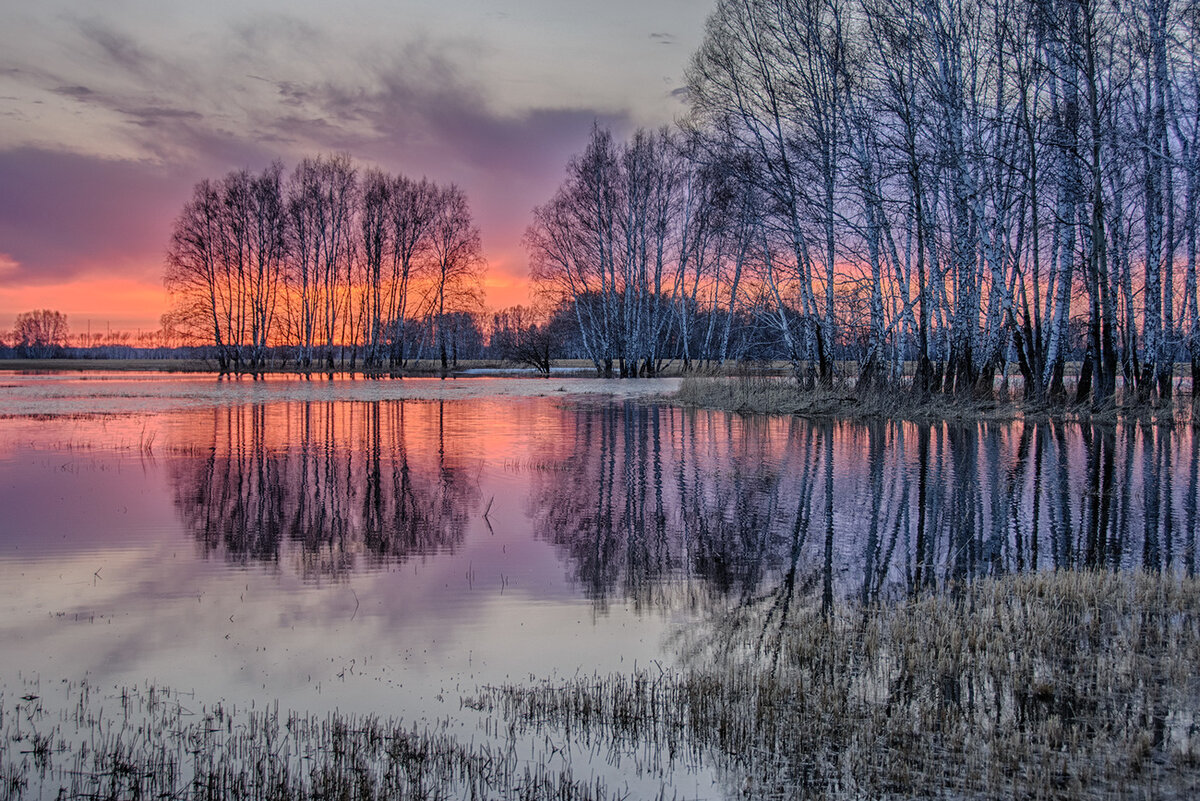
top-left (1, 372), bottom-right (1197, 794)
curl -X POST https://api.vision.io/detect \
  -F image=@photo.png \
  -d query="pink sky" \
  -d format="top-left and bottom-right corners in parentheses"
top-left (0, 0), bottom-right (709, 336)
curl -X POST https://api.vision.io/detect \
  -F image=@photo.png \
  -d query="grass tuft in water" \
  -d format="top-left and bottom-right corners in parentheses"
top-left (4, 571), bottom-right (1197, 799)
top-left (477, 570), bottom-right (1200, 799)
top-left (0, 681), bottom-right (665, 801)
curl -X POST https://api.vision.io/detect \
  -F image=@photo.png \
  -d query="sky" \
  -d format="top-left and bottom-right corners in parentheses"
top-left (0, 0), bottom-right (711, 335)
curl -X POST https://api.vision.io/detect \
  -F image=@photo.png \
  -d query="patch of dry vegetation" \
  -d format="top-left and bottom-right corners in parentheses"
top-left (0, 684), bottom-right (644, 801)
top-left (675, 375), bottom-right (1024, 421)
top-left (482, 571), bottom-right (1200, 799)
top-left (3, 572), bottom-right (1196, 799)
top-left (675, 375), bottom-right (1195, 424)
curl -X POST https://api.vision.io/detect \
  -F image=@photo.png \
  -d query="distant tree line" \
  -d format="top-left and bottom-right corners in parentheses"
top-left (164, 154), bottom-right (485, 372)
top-left (530, 0), bottom-right (1200, 401)
top-left (0, 308), bottom-right (226, 360)
top-left (2, 309), bottom-right (70, 358)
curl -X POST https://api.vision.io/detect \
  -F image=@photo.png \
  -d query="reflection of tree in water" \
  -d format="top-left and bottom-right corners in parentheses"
top-left (528, 404), bottom-right (667, 610)
top-left (169, 401), bottom-right (480, 579)
top-left (530, 404), bottom-right (1200, 618)
top-left (528, 404), bottom-right (798, 611)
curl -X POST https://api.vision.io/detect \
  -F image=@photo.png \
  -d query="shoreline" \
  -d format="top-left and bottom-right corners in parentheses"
top-left (3, 359), bottom-right (1196, 424)
top-left (0, 357), bottom-right (587, 375)
top-left (672, 374), bottom-right (1197, 425)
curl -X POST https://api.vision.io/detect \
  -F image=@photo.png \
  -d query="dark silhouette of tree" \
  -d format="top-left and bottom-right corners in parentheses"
top-left (490, 305), bottom-right (567, 373)
top-left (163, 155), bottom-right (486, 372)
top-left (12, 309), bottom-right (69, 358)
top-left (427, 184), bottom-right (485, 369)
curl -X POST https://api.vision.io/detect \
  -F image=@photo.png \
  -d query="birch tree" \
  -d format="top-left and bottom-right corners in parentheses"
top-left (427, 184), bottom-right (485, 369)
top-left (166, 179), bottom-right (232, 369)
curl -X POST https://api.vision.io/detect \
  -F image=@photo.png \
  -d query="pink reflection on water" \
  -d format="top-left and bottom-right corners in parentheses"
top-left (0, 389), bottom-right (676, 729)
top-left (1, 374), bottom-right (1196, 738)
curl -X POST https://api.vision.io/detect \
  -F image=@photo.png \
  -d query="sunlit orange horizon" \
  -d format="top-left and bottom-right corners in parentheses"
top-left (0, 256), bottom-right (536, 342)
top-left (0, 273), bottom-right (171, 338)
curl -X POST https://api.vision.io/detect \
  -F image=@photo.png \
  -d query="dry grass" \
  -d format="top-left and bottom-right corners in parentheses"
top-left (675, 375), bottom-right (1197, 424)
top-left (674, 375), bottom-right (1023, 422)
top-left (3, 572), bottom-right (1197, 799)
top-left (480, 571), bottom-right (1200, 800)
top-left (0, 682), bottom-right (651, 801)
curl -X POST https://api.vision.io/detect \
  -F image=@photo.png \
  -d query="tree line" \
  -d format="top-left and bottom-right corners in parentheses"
top-left (529, 0), bottom-right (1200, 401)
top-left (0, 307), bottom-right (243, 358)
top-left (164, 154), bottom-right (485, 372)
top-left (2, 309), bottom-right (70, 358)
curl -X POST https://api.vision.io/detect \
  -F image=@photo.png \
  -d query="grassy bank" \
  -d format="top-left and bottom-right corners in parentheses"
top-left (481, 570), bottom-right (1200, 800)
top-left (4, 571), bottom-right (1197, 799)
top-left (674, 374), bottom-right (1023, 421)
top-left (673, 374), bottom-right (1195, 423)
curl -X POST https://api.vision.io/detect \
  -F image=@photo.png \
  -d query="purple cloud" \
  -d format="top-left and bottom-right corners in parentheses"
top-left (0, 148), bottom-right (187, 284)
top-left (0, 10), bottom-right (675, 299)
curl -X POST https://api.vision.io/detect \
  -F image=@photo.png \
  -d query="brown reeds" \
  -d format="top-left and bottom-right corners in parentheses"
top-left (481, 571), bottom-right (1200, 799)
top-left (4, 571), bottom-right (1197, 799)
top-left (674, 375), bottom-right (1197, 424)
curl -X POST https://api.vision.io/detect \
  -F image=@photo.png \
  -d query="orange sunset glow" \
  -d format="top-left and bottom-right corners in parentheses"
top-left (0, 275), bottom-right (170, 337)
top-left (0, 2), bottom-right (709, 338)
top-left (0, 246), bottom-right (533, 339)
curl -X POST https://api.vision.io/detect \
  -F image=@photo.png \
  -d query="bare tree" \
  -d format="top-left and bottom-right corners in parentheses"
top-left (247, 163), bottom-right (286, 367)
top-left (491, 305), bottom-right (560, 373)
top-left (165, 179), bottom-right (232, 369)
top-left (12, 309), bottom-right (69, 357)
top-left (427, 184), bottom-right (485, 368)
top-left (286, 154), bottom-right (357, 369)
top-left (360, 169), bottom-right (391, 368)
top-left (528, 125), bottom-right (622, 375)
top-left (687, 0), bottom-right (826, 382)
top-left (529, 125), bottom-right (699, 376)
top-left (386, 176), bottom-right (440, 367)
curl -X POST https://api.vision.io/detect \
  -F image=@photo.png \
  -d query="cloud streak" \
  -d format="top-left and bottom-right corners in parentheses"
top-left (0, 147), bottom-right (184, 284)
top-left (0, 1), bottom-right (705, 321)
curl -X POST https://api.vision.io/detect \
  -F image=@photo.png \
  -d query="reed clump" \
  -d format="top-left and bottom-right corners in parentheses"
top-left (480, 570), bottom-right (1200, 799)
top-left (675, 374), bottom-right (1197, 423)
top-left (674, 375), bottom-right (1023, 422)
top-left (0, 681), bottom-right (653, 801)
top-left (4, 572), bottom-right (1197, 799)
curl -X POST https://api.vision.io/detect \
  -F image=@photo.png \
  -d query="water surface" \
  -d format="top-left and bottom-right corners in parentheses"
top-left (1, 372), bottom-right (1195, 795)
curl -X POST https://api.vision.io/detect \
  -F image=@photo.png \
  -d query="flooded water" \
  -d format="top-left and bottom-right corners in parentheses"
top-left (1, 372), bottom-right (1197, 797)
